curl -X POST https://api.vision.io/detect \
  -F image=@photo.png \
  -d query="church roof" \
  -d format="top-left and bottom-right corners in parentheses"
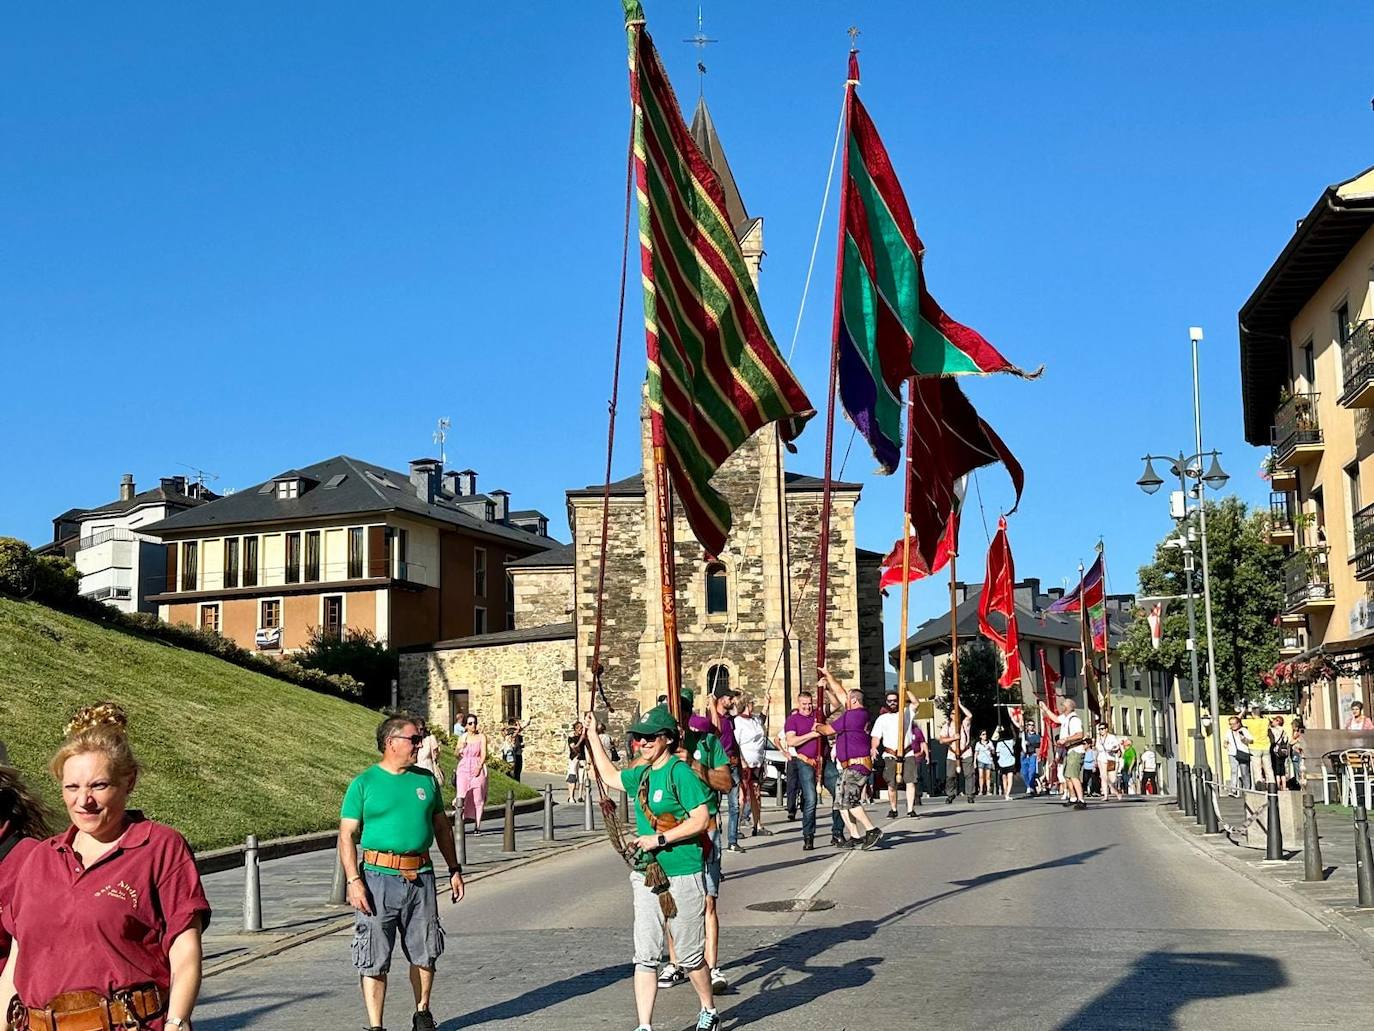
top-left (567, 471), bottom-right (862, 498)
top-left (410, 622), bottom-right (576, 653)
top-left (690, 96), bottom-right (757, 243)
top-left (508, 542), bottom-right (575, 569)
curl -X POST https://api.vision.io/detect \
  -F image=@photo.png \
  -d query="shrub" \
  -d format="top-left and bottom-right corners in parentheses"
top-left (295, 627), bottom-right (398, 707)
top-left (486, 754), bottom-right (514, 778)
top-left (0, 538), bottom-right (37, 597)
top-left (32, 556), bottom-right (80, 605)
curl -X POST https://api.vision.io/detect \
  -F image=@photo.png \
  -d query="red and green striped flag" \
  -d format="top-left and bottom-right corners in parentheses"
top-left (836, 52), bottom-right (1038, 474)
top-left (625, 2), bottom-right (814, 554)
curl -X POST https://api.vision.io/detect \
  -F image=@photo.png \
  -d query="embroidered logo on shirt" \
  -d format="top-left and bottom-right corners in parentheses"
top-left (652, 789), bottom-right (664, 803)
top-left (94, 880), bottom-right (141, 911)
top-left (416, 788), bottom-right (427, 801)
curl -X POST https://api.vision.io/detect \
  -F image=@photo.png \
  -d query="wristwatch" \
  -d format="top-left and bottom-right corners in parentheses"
top-left (656, 833), bottom-right (667, 849)
top-left (166, 1019), bottom-right (187, 1029)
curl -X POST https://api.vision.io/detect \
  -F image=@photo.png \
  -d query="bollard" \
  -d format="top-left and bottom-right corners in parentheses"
top-left (502, 791), bottom-right (517, 854)
top-left (1180, 764), bottom-right (1194, 817)
top-left (455, 806), bottom-right (468, 866)
top-left (1193, 766), bottom-right (1206, 827)
top-left (584, 787), bottom-right (595, 832)
top-left (1175, 763), bottom-right (1184, 810)
top-left (1303, 792), bottom-right (1325, 882)
top-left (542, 785), bottom-right (556, 842)
top-left (1265, 781), bottom-right (1284, 861)
top-left (328, 851), bottom-right (347, 906)
top-left (1355, 802), bottom-right (1374, 908)
top-left (1202, 769), bottom-right (1220, 834)
top-left (775, 768), bottom-right (786, 808)
top-left (243, 834), bottom-right (262, 932)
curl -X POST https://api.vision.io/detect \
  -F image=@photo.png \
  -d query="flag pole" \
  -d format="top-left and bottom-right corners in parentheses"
top-left (627, 13), bottom-right (684, 729)
top-left (816, 46), bottom-right (859, 680)
top-left (1099, 543), bottom-right (1113, 733)
top-left (895, 376), bottom-right (917, 783)
top-left (949, 551), bottom-right (961, 760)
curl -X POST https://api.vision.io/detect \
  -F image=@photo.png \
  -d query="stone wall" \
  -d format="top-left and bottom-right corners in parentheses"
top-left (398, 635), bottom-right (577, 776)
top-left (512, 566), bottom-right (574, 629)
top-left (856, 551), bottom-right (887, 707)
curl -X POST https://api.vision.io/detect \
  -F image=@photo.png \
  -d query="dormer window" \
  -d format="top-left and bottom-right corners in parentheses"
top-left (276, 479), bottom-right (300, 500)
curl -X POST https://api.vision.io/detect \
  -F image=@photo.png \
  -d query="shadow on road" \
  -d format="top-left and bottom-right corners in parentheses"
top-left (441, 963), bottom-right (624, 1029)
top-left (195, 989), bottom-right (330, 1030)
top-left (1053, 951), bottom-right (1287, 1030)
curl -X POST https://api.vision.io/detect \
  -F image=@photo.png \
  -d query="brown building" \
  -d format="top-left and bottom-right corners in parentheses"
top-left (142, 455), bottom-right (556, 652)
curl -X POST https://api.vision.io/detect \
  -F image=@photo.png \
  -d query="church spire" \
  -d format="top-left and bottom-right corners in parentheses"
top-left (689, 96), bottom-right (752, 242)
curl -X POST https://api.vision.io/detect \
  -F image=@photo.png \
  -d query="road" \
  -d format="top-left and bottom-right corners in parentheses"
top-left (192, 795), bottom-right (1365, 1029)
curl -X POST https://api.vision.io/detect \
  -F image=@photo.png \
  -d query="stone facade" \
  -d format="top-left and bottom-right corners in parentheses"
top-left (513, 566), bottom-right (574, 629)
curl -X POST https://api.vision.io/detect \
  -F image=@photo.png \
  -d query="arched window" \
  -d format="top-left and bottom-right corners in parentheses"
top-left (705, 562), bottom-right (728, 615)
top-left (707, 664), bottom-right (731, 696)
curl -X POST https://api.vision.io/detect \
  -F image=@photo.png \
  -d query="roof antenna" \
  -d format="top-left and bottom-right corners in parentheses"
top-left (683, 4), bottom-right (716, 96)
top-left (176, 462), bottom-right (220, 491)
top-left (433, 416), bottom-right (451, 467)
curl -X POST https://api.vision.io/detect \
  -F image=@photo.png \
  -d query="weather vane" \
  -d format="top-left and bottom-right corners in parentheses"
top-left (683, 4), bottom-right (717, 95)
top-left (433, 416), bottom-right (451, 467)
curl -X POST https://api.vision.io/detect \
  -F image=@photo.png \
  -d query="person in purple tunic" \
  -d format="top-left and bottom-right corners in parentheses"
top-left (820, 668), bottom-right (881, 850)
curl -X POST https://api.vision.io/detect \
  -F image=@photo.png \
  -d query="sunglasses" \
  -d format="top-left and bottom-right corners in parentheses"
top-left (392, 734), bottom-right (425, 745)
top-left (630, 732), bottom-right (667, 743)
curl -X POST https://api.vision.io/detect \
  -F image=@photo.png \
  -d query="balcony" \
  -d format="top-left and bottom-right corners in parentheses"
top-left (1266, 491), bottom-right (1295, 544)
top-left (1355, 503), bottom-right (1374, 580)
top-left (1279, 626), bottom-right (1305, 656)
top-left (1271, 392), bottom-right (1323, 467)
top-left (1283, 545), bottom-right (1334, 613)
top-left (1341, 320), bottom-right (1374, 408)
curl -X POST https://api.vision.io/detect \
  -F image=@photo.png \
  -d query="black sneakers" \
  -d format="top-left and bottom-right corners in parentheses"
top-left (802, 836), bottom-right (815, 851)
top-left (861, 828), bottom-right (883, 850)
top-left (886, 808), bottom-right (898, 818)
top-left (413, 1010), bottom-right (437, 1031)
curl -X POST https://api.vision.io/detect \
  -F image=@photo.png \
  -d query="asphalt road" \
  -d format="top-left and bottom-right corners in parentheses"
top-left (192, 794), bottom-right (1367, 1030)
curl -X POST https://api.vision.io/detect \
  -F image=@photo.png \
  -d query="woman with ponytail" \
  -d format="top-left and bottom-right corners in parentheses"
top-left (0, 703), bottom-right (211, 1031)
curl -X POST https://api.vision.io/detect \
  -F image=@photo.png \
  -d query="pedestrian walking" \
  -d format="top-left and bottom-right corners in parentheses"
top-left (504, 718), bottom-right (530, 782)
top-left (1266, 716), bottom-right (1290, 787)
top-left (940, 701), bottom-right (976, 804)
top-left (701, 684), bottom-right (743, 853)
top-left (784, 691), bottom-right (836, 850)
top-left (1082, 742), bottom-right (1099, 796)
top-left (733, 697), bottom-right (771, 837)
top-left (1226, 716), bottom-right (1255, 791)
top-left (773, 714), bottom-right (801, 820)
top-left (582, 705), bottom-right (720, 1031)
top-left (1017, 711), bottom-right (1041, 797)
top-left (0, 703), bottom-right (211, 1031)
top-left (1099, 725), bottom-right (1124, 800)
top-left (821, 668), bottom-right (881, 849)
top-left (566, 721), bottom-right (589, 804)
top-left (1139, 745), bottom-right (1159, 795)
top-left (0, 766), bottom-right (54, 970)
top-left (414, 718), bottom-right (443, 785)
top-left (454, 714), bottom-right (490, 834)
top-left (974, 731), bottom-right (994, 796)
top-left (339, 713), bottom-right (464, 1031)
top-left (1043, 699), bottom-right (1088, 810)
top-left (871, 697), bottom-right (926, 817)
top-left (993, 728), bottom-right (1017, 800)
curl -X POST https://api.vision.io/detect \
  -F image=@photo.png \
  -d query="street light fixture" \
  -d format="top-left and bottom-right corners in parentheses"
top-left (1137, 457), bottom-right (1165, 495)
top-left (1201, 454), bottom-right (1230, 489)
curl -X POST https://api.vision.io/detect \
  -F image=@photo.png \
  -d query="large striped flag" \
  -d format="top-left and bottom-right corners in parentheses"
top-left (835, 52), bottom-right (1038, 473)
top-left (625, 2), bottom-right (814, 554)
top-left (1047, 554), bottom-right (1105, 615)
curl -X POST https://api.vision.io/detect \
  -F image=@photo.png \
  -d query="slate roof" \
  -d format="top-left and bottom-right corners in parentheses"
top-left (81, 485), bottom-right (213, 520)
top-left (140, 455), bottom-right (561, 551)
top-left (411, 621), bottom-right (576, 652)
top-left (567, 471), bottom-right (862, 498)
top-left (507, 542), bottom-right (575, 569)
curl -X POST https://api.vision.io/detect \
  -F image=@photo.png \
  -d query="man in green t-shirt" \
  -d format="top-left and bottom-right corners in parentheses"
top-left (339, 714), bottom-right (465, 1031)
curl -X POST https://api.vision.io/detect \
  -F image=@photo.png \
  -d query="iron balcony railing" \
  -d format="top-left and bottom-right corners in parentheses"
top-left (1355, 503), bottom-right (1374, 579)
top-left (1272, 391), bottom-right (1322, 461)
top-left (1342, 319), bottom-right (1374, 405)
top-left (1284, 545), bottom-right (1332, 610)
top-left (1268, 491), bottom-right (1294, 534)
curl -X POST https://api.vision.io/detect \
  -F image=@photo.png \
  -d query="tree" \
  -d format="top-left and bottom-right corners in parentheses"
top-left (939, 637), bottom-right (1004, 735)
top-left (1118, 496), bottom-right (1283, 712)
top-left (295, 627), bottom-right (398, 708)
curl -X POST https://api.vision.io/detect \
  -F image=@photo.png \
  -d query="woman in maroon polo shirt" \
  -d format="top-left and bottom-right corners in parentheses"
top-left (0, 703), bottom-right (211, 1031)
top-left (0, 768), bottom-right (54, 970)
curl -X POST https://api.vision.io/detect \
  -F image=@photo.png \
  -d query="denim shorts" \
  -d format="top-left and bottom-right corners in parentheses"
top-left (351, 869), bottom-right (444, 976)
top-left (703, 825), bottom-right (722, 898)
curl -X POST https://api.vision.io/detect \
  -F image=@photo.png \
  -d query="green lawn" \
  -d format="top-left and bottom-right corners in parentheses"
top-left (0, 596), bottom-right (533, 851)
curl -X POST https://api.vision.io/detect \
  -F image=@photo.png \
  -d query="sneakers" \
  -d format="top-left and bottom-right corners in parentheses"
top-left (752, 825), bottom-right (774, 836)
top-left (802, 836), bottom-right (815, 851)
top-left (861, 828), bottom-right (883, 851)
top-left (829, 834), bottom-right (846, 847)
top-left (697, 1009), bottom-right (720, 1031)
top-left (710, 967), bottom-right (728, 992)
top-left (786, 811), bottom-right (797, 820)
top-left (1074, 801), bottom-right (1088, 811)
top-left (886, 808), bottom-right (898, 818)
top-left (413, 1010), bottom-right (437, 1031)
top-left (657, 963), bottom-right (686, 988)
top-left (906, 809), bottom-right (917, 818)
top-left (945, 795), bottom-right (955, 804)
top-left (725, 843), bottom-right (746, 854)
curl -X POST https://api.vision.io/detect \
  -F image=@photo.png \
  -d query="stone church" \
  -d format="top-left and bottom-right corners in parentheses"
top-left (398, 97), bottom-right (885, 774)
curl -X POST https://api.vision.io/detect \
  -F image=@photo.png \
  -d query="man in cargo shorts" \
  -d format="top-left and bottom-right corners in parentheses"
top-left (339, 714), bottom-right (466, 1031)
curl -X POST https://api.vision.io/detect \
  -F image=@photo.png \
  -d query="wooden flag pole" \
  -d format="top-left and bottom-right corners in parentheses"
top-left (1099, 543), bottom-right (1113, 733)
top-left (894, 377), bottom-right (918, 783)
top-left (949, 551), bottom-right (962, 759)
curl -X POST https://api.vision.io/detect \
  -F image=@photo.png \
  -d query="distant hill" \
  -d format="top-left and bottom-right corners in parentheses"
top-left (0, 596), bottom-right (531, 850)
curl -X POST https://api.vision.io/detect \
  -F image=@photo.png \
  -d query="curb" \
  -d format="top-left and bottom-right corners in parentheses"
top-left (202, 830), bottom-right (607, 978)
top-left (1152, 800), bottom-right (1374, 966)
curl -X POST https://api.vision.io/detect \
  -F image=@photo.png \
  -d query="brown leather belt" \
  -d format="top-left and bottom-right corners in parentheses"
top-left (363, 848), bottom-right (429, 882)
top-left (18, 984), bottom-right (163, 1031)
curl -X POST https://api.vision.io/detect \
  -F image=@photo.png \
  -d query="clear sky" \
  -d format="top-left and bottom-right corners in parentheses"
top-left (4, 3), bottom-right (1372, 652)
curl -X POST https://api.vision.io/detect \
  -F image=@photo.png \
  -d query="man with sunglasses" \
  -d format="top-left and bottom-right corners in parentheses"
top-left (339, 714), bottom-right (465, 1031)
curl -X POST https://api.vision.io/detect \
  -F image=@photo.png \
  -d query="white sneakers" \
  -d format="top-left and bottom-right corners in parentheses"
top-left (710, 967), bottom-right (728, 992)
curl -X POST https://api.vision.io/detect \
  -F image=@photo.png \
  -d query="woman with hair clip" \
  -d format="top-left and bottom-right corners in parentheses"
top-left (0, 703), bottom-right (211, 1031)
top-left (0, 767), bottom-right (54, 970)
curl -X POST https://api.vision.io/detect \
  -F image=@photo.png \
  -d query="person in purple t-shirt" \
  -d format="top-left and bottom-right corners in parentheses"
top-left (821, 668), bottom-right (881, 851)
top-left (783, 690), bottom-right (836, 851)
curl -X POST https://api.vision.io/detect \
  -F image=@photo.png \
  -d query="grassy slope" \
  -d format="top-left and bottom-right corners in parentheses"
top-left (0, 597), bottom-right (533, 851)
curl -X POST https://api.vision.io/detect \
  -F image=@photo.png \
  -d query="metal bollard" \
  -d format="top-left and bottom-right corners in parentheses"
top-left (1303, 792), bottom-right (1325, 882)
top-left (243, 834), bottom-right (262, 932)
top-left (502, 790), bottom-right (517, 854)
top-left (455, 806), bottom-right (467, 866)
top-left (1265, 781), bottom-right (1284, 860)
top-left (1180, 764), bottom-right (1194, 816)
top-left (1193, 766), bottom-right (1206, 827)
top-left (775, 768), bottom-right (786, 808)
top-left (328, 851), bottom-right (347, 906)
top-left (1355, 801), bottom-right (1374, 908)
top-left (584, 787), bottom-right (595, 832)
top-left (1202, 769), bottom-right (1220, 834)
top-left (1175, 763), bottom-right (1184, 809)
top-left (542, 785), bottom-right (556, 842)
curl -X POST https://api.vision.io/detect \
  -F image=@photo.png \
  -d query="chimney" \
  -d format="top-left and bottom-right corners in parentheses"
top-left (159, 476), bottom-right (187, 495)
top-left (119, 474), bottom-right (135, 502)
top-left (490, 489), bottom-right (510, 522)
top-left (408, 458), bottom-right (441, 505)
top-left (456, 469), bottom-right (477, 497)
top-left (442, 470), bottom-right (461, 497)
top-left (1014, 577), bottom-right (1040, 612)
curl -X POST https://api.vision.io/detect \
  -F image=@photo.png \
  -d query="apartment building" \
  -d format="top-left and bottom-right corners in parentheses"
top-left (1240, 165), bottom-right (1374, 730)
top-left (141, 455), bottom-right (556, 652)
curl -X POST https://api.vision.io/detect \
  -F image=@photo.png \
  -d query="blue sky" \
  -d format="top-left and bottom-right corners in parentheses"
top-left (4, 3), bottom-right (1371, 649)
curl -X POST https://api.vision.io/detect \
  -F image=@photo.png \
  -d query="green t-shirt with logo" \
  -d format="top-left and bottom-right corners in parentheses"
top-left (340, 765), bottom-right (444, 875)
top-left (687, 729), bottom-right (729, 816)
top-left (620, 756), bottom-right (712, 876)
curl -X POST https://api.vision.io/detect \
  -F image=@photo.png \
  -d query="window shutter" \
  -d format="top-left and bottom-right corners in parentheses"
top-left (368, 526), bottom-right (387, 578)
top-left (166, 544), bottom-right (178, 592)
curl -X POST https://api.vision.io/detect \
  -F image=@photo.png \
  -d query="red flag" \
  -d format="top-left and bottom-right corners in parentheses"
top-left (1038, 647), bottom-right (1059, 763)
top-left (978, 516), bottom-right (1021, 688)
top-left (907, 377), bottom-right (1023, 573)
top-left (878, 512), bottom-right (957, 593)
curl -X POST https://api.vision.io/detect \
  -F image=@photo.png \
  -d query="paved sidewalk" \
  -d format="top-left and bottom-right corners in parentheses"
top-left (201, 782), bottom-right (608, 972)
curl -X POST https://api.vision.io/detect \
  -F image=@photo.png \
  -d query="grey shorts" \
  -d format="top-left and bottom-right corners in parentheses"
top-left (631, 870), bottom-right (707, 971)
top-left (838, 765), bottom-right (868, 808)
top-left (703, 825), bottom-right (722, 898)
top-left (351, 869), bottom-right (445, 976)
top-left (882, 755), bottom-right (921, 785)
